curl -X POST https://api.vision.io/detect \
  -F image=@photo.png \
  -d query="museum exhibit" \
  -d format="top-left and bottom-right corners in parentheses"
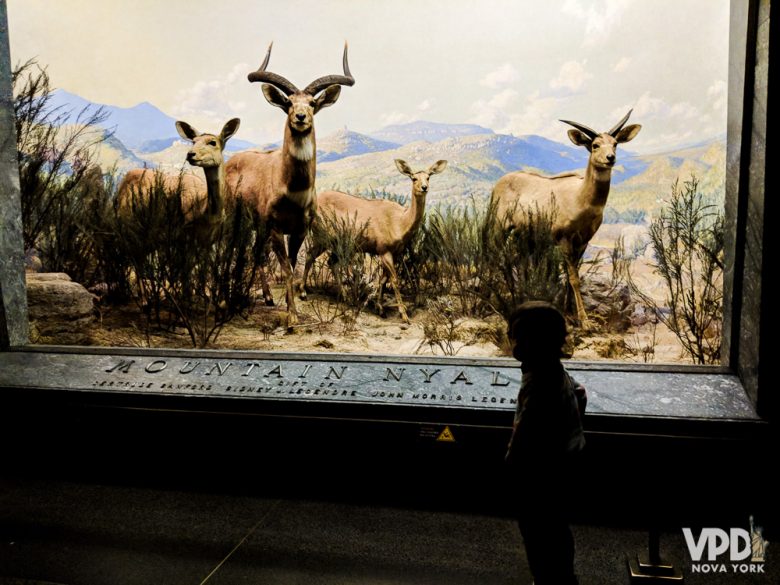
top-left (0, 0), bottom-right (775, 583)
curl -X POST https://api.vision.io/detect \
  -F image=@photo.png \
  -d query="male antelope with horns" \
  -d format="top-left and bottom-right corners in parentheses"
top-left (490, 110), bottom-right (641, 325)
top-left (226, 43), bottom-right (354, 329)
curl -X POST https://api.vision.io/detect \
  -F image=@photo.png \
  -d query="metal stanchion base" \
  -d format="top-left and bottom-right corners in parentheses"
top-left (628, 555), bottom-right (684, 583)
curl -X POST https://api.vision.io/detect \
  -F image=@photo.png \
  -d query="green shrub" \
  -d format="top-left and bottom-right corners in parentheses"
top-left (309, 208), bottom-right (374, 333)
top-left (424, 199), bottom-right (487, 317)
top-left (111, 173), bottom-right (266, 347)
top-left (479, 199), bottom-right (567, 323)
top-left (625, 175), bottom-right (723, 364)
top-left (13, 59), bottom-right (109, 277)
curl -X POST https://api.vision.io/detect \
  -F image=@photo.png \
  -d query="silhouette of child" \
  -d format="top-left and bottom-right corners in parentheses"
top-left (504, 301), bottom-right (586, 585)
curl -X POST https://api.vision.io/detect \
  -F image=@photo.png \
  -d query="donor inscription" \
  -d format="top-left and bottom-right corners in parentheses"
top-left (89, 356), bottom-right (521, 409)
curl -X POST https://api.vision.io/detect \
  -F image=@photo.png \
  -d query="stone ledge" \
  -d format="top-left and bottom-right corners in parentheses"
top-left (0, 348), bottom-right (760, 426)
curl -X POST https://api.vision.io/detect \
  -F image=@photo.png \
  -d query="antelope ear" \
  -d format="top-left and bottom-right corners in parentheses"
top-left (428, 160), bottom-right (448, 175)
top-left (262, 84), bottom-right (291, 111)
top-left (615, 124), bottom-right (641, 144)
top-left (313, 85), bottom-right (342, 113)
top-left (567, 129), bottom-right (592, 147)
top-left (176, 121), bottom-right (199, 141)
top-left (395, 159), bottom-right (414, 177)
top-left (220, 118), bottom-right (241, 147)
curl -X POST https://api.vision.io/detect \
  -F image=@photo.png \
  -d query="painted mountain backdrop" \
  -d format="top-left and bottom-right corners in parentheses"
top-left (369, 121), bottom-right (495, 145)
top-left (50, 90), bottom-right (725, 220)
top-left (48, 90), bottom-right (256, 152)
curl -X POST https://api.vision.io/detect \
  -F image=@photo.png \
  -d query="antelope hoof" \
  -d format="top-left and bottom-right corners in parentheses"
top-left (578, 317), bottom-right (593, 332)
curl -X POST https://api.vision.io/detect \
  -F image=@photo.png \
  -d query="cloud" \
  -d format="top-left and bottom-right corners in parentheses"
top-left (707, 80), bottom-right (727, 114)
top-left (470, 89), bottom-right (566, 139)
top-left (379, 111), bottom-right (416, 127)
top-left (670, 102), bottom-right (699, 119)
top-left (173, 63), bottom-right (261, 135)
top-left (479, 63), bottom-right (520, 89)
top-left (549, 60), bottom-right (592, 94)
top-left (377, 100), bottom-right (435, 129)
top-left (506, 91), bottom-right (568, 139)
top-left (640, 130), bottom-right (696, 151)
top-left (612, 57), bottom-right (632, 73)
top-left (471, 59), bottom-right (594, 138)
top-left (469, 89), bottom-right (520, 131)
top-left (614, 92), bottom-right (700, 122)
top-left (417, 99), bottom-right (434, 112)
top-left (174, 63), bottom-right (249, 116)
top-left (562, 0), bottom-right (632, 47)
top-left (610, 91), bottom-right (728, 150)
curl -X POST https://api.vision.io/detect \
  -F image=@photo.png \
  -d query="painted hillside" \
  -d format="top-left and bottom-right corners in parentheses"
top-left (48, 90), bottom-right (725, 221)
top-left (315, 130), bottom-right (725, 217)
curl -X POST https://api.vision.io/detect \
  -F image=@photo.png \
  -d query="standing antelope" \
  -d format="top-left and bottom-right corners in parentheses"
top-left (226, 43), bottom-right (354, 329)
top-left (115, 118), bottom-right (240, 306)
top-left (175, 118), bottom-right (241, 235)
top-left (490, 110), bottom-right (641, 325)
top-left (117, 117), bottom-right (241, 236)
top-left (303, 159), bottom-right (448, 323)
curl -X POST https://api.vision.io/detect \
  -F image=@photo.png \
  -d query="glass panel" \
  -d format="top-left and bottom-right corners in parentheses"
top-left (7, 0), bottom-right (729, 365)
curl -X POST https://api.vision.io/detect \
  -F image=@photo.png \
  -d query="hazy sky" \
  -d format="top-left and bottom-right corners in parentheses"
top-left (7, 0), bottom-right (729, 152)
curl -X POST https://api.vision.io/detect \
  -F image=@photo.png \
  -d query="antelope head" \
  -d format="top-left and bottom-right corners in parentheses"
top-left (561, 110), bottom-right (641, 170)
top-left (176, 118), bottom-right (241, 169)
top-left (395, 159), bottom-right (448, 199)
top-left (248, 42), bottom-right (355, 138)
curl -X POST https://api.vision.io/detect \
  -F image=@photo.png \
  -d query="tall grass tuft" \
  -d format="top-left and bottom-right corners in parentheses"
top-left (423, 199), bottom-right (487, 317)
top-left (309, 209), bottom-right (374, 333)
top-left (479, 198), bottom-right (567, 322)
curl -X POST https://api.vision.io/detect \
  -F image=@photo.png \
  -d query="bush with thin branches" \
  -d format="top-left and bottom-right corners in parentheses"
top-left (624, 175), bottom-right (723, 364)
top-left (111, 173), bottom-right (266, 347)
top-left (13, 59), bottom-right (110, 278)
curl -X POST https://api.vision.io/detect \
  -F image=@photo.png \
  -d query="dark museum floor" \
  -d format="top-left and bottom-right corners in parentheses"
top-left (0, 477), bottom-right (776, 585)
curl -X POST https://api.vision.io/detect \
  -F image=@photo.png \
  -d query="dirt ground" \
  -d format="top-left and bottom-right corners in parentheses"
top-left (39, 280), bottom-right (689, 365)
top-left (31, 222), bottom-right (702, 365)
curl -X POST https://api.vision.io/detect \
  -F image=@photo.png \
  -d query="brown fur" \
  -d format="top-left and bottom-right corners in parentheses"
top-left (116, 118), bottom-right (240, 235)
top-left (490, 117), bottom-right (641, 325)
top-left (303, 159), bottom-right (447, 323)
top-left (225, 45), bottom-right (353, 329)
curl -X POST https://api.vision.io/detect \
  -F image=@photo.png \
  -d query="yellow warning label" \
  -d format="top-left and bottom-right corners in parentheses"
top-left (437, 426), bottom-right (456, 442)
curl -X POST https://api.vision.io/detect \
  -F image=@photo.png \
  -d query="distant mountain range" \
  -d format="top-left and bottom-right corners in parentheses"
top-left (45, 90), bottom-right (725, 218)
top-left (314, 131), bottom-right (661, 205)
top-left (48, 90), bottom-right (254, 152)
top-left (317, 128), bottom-right (400, 162)
top-left (137, 135), bottom-right (256, 154)
top-left (369, 121), bottom-right (494, 145)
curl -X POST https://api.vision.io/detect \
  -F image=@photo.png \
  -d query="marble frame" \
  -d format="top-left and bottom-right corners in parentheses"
top-left (0, 0), bottom-right (772, 421)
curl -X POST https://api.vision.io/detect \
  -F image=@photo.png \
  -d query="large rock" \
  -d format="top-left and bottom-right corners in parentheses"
top-left (26, 273), bottom-right (95, 327)
top-left (581, 274), bottom-right (633, 332)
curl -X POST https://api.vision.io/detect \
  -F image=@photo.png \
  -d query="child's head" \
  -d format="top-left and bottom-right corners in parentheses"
top-left (507, 301), bottom-right (567, 363)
